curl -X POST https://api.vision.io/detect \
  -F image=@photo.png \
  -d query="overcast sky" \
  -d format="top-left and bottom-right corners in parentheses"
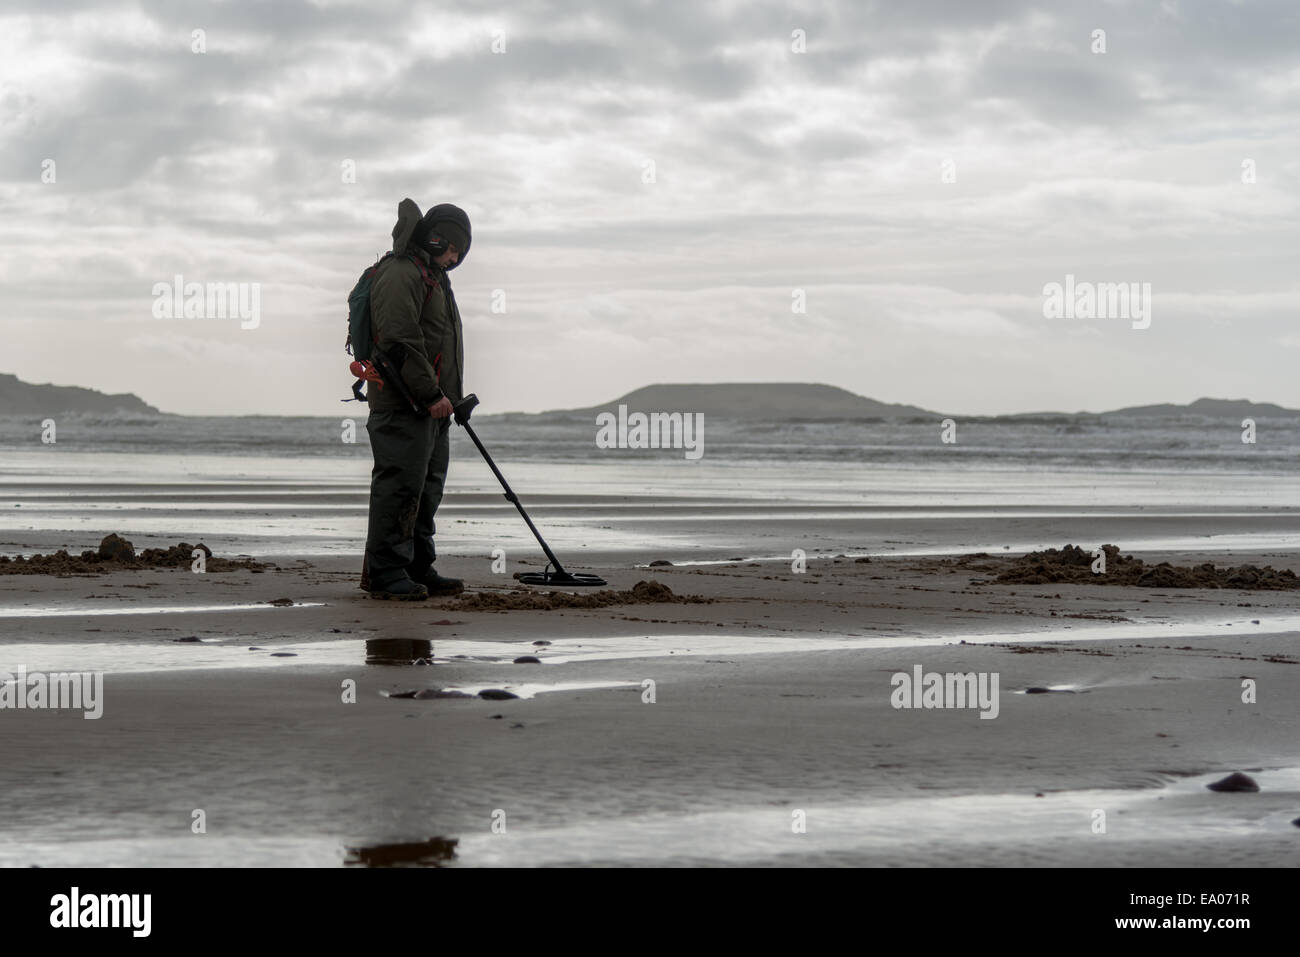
top-left (2, 0), bottom-right (1298, 416)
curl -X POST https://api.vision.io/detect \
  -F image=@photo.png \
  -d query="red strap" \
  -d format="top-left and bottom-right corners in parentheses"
top-left (407, 252), bottom-right (440, 290)
top-left (405, 253), bottom-right (439, 312)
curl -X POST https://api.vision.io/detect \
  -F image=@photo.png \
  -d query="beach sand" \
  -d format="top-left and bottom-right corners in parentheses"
top-left (3, 495), bottom-right (1298, 867)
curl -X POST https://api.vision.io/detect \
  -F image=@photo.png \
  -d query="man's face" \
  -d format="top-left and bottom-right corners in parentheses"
top-left (430, 234), bottom-right (460, 268)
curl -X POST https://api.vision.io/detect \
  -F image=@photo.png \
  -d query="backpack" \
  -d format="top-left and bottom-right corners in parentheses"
top-left (344, 251), bottom-right (440, 403)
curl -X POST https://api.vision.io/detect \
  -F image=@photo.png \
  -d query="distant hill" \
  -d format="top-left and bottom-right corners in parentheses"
top-left (972, 397), bottom-right (1298, 421)
top-left (1102, 397), bottom-right (1299, 418)
top-left (0, 373), bottom-right (161, 415)
top-left (552, 383), bottom-right (936, 419)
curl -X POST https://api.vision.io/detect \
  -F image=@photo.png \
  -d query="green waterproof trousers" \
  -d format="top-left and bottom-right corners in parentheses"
top-left (363, 409), bottom-right (450, 590)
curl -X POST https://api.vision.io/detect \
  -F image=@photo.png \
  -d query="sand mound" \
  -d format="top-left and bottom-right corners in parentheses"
top-left (995, 544), bottom-right (1299, 590)
top-left (0, 534), bottom-right (269, 575)
top-left (434, 579), bottom-right (710, 611)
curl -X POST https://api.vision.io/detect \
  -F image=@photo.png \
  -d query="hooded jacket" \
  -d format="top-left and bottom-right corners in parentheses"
top-left (367, 198), bottom-right (466, 412)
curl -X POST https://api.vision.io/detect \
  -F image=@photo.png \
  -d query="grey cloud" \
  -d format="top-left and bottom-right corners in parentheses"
top-left (3, 0), bottom-right (1299, 413)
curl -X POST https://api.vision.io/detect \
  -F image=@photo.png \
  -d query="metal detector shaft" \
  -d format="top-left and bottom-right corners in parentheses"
top-left (454, 398), bottom-right (571, 576)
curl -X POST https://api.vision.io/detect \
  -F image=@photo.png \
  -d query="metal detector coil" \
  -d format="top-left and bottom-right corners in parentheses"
top-left (516, 566), bottom-right (609, 587)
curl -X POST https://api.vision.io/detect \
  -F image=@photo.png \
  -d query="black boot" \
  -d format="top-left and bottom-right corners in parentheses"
top-left (416, 568), bottom-right (464, 596)
top-left (368, 578), bottom-right (430, 601)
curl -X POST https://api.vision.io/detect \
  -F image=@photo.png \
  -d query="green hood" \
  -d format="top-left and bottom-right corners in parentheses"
top-left (390, 198), bottom-right (424, 255)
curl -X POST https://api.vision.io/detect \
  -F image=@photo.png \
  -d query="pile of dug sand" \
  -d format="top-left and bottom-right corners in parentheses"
top-left (0, 534), bottom-right (269, 575)
top-left (435, 579), bottom-right (712, 612)
top-left (994, 544), bottom-right (1300, 590)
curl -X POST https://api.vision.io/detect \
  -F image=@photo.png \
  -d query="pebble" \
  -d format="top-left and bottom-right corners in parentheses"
top-left (1206, 772), bottom-right (1259, 793)
top-left (479, 689), bottom-right (519, 700)
top-left (513, 656), bottom-right (541, 664)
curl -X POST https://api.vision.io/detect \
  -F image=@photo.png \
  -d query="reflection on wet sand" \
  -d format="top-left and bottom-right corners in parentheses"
top-left (365, 637), bottom-right (435, 666)
top-left (344, 836), bottom-right (458, 867)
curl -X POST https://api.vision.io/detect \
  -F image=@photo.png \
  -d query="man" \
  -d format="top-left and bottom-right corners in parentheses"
top-left (361, 200), bottom-right (472, 600)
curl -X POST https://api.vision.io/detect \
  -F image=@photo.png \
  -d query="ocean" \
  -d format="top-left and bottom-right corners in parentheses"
top-left (1, 410), bottom-right (1296, 562)
top-left (0, 410), bottom-right (1295, 471)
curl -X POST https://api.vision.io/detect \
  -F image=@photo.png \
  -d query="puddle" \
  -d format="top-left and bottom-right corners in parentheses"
top-left (450, 767), bottom-right (1300, 866)
top-left (3, 764), bottom-right (1295, 867)
top-left (4, 612), bottom-right (1298, 677)
top-left (0, 639), bottom-right (356, 676)
top-left (0, 836), bottom-right (346, 868)
top-left (652, 534), bottom-right (1300, 566)
top-left (0, 602), bottom-right (324, 620)
top-left (403, 615), bottom-right (1300, 662)
top-left (960, 615), bottom-right (1300, 648)
top-left (416, 680), bottom-right (640, 700)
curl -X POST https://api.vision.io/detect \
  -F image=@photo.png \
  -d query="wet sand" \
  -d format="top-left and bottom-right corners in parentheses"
top-left (3, 516), bottom-right (1299, 866)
